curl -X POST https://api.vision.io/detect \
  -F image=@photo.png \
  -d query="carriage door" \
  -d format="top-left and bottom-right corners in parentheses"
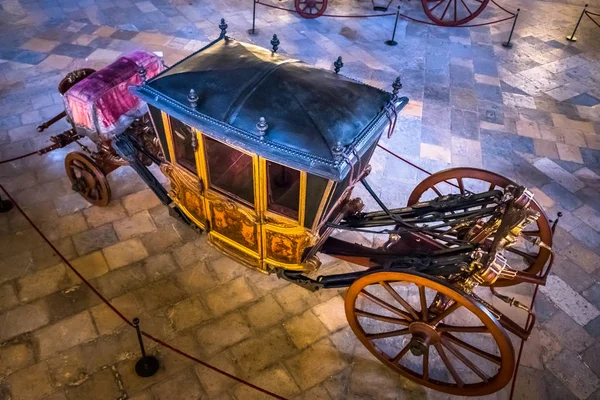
top-left (259, 158), bottom-right (312, 271)
top-left (199, 136), bottom-right (263, 270)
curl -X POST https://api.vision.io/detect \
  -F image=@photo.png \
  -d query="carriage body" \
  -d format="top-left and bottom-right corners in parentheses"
top-left (35, 26), bottom-right (555, 397)
top-left (132, 37), bottom-right (405, 272)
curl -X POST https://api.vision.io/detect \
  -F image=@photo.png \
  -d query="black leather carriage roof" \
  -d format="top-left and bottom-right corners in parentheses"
top-left (131, 37), bottom-right (400, 180)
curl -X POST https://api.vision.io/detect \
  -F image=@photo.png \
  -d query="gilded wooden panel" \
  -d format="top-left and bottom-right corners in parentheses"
top-left (207, 195), bottom-right (259, 253)
top-left (160, 163), bottom-right (205, 225)
top-left (264, 227), bottom-right (315, 265)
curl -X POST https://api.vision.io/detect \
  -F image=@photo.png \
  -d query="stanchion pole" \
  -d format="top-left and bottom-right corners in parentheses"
top-left (248, 0), bottom-right (259, 35)
top-left (385, 6), bottom-right (400, 46)
top-left (502, 8), bottom-right (520, 48)
top-left (133, 318), bottom-right (160, 377)
top-left (0, 193), bottom-right (13, 213)
top-left (567, 4), bottom-right (588, 42)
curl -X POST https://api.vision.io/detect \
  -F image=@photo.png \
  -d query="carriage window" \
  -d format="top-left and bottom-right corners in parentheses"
top-left (169, 117), bottom-right (197, 174)
top-left (149, 106), bottom-right (170, 162)
top-left (204, 137), bottom-right (254, 205)
top-left (266, 161), bottom-right (300, 219)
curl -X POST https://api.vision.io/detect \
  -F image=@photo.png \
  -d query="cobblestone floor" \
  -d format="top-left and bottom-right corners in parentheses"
top-left (1, 0), bottom-right (600, 399)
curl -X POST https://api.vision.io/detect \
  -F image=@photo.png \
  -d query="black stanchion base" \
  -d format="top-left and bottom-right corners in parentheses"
top-left (247, 28), bottom-right (259, 35)
top-left (135, 356), bottom-right (159, 377)
top-left (502, 41), bottom-right (513, 48)
top-left (385, 40), bottom-right (398, 46)
top-left (0, 199), bottom-right (13, 213)
top-left (566, 35), bottom-right (577, 42)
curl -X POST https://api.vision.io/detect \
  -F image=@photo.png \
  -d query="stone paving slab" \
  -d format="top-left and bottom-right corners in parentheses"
top-left (0, 0), bottom-right (600, 399)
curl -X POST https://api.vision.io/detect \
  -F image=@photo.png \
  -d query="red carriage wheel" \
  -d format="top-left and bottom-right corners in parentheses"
top-left (295, 0), bottom-right (328, 19)
top-left (422, 0), bottom-right (490, 26)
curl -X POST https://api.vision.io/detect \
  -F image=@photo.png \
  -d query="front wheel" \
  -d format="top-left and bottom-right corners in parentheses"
top-left (345, 271), bottom-right (515, 396)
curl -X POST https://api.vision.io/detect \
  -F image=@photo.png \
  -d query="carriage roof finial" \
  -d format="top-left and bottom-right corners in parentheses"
top-left (331, 141), bottom-right (344, 158)
top-left (256, 117), bottom-right (268, 139)
top-left (188, 88), bottom-right (199, 109)
top-left (219, 18), bottom-right (228, 38)
top-left (334, 56), bottom-right (343, 74)
top-left (271, 34), bottom-right (280, 53)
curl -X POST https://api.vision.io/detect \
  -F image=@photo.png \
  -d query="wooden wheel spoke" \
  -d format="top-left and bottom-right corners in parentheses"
top-left (419, 284), bottom-right (429, 321)
top-left (442, 333), bottom-right (502, 365)
top-left (440, 0), bottom-right (452, 20)
top-left (437, 324), bottom-right (489, 333)
top-left (355, 309), bottom-right (410, 325)
top-left (435, 343), bottom-right (464, 387)
top-left (391, 342), bottom-right (411, 364)
top-left (522, 230), bottom-right (540, 237)
top-left (428, 301), bottom-right (461, 326)
top-left (429, 0), bottom-right (447, 12)
top-left (380, 282), bottom-right (419, 320)
top-left (359, 290), bottom-right (414, 321)
top-left (505, 246), bottom-right (537, 262)
top-left (366, 328), bottom-right (410, 340)
top-left (460, 0), bottom-right (472, 13)
top-left (423, 347), bottom-right (429, 381)
top-left (457, 177), bottom-right (465, 195)
top-left (442, 339), bottom-right (490, 382)
top-left (431, 185), bottom-right (443, 197)
top-left (454, 0), bottom-right (457, 22)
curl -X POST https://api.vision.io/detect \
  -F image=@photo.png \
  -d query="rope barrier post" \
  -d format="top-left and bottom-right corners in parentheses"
top-left (567, 4), bottom-right (588, 41)
top-left (133, 318), bottom-right (160, 377)
top-left (0, 193), bottom-right (13, 213)
top-left (385, 6), bottom-right (400, 46)
top-left (247, 0), bottom-right (259, 35)
top-left (502, 8), bottom-right (520, 48)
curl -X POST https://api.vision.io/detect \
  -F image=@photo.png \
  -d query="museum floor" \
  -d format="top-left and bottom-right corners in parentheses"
top-left (1, 0), bottom-right (599, 398)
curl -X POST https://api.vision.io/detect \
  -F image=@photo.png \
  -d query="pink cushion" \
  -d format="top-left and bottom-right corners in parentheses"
top-left (64, 50), bottom-right (163, 138)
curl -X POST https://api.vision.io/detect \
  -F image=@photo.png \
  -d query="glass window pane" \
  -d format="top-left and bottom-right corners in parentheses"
top-left (170, 117), bottom-right (197, 174)
top-left (204, 137), bottom-right (254, 205)
top-left (304, 174), bottom-right (329, 229)
top-left (267, 161), bottom-right (300, 219)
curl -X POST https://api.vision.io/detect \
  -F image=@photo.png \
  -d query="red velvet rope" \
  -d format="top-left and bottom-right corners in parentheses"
top-left (256, 0), bottom-right (395, 17)
top-left (0, 182), bottom-right (287, 400)
top-left (255, 0), bottom-right (516, 26)
top-left (585, 11), bottom-right (600, 28)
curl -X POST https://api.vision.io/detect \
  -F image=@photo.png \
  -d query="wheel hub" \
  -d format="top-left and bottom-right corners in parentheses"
top-left (72, 177), bottom-right (88, 193)
top-left (408, 321), bottom-right (440, 356)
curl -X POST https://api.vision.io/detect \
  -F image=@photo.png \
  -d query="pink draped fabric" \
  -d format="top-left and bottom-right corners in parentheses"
top-left (64, 50), bottom-right (163, 139)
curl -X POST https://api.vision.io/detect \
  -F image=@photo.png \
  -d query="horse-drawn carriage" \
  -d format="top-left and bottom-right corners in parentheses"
top-left (36, 21), bottom-right (553, 396)
top-left (295, 0), bottom-right (492, 26)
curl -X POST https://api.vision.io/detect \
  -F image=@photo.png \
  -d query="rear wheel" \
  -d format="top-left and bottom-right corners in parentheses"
top-left (65, 152), bottom-right (111, 206)
top-left (345, 271), bottom-right (515, 396)
top-left (408, 168), bottom-right (552, 287)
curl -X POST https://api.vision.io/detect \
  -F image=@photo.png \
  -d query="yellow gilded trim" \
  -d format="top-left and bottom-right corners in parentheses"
top-left (312, 179), bottom-right (334, 231)
top-left (171, 196), bottom-right (205, 229)
top-left (264, 257), bottom-right (305, 271)
top-left (161, 111), bottom-right (176, 162)
top-left (298, 172), bottom-right (306, 227)
top-left (209, 230), bottom-right (259, 257)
